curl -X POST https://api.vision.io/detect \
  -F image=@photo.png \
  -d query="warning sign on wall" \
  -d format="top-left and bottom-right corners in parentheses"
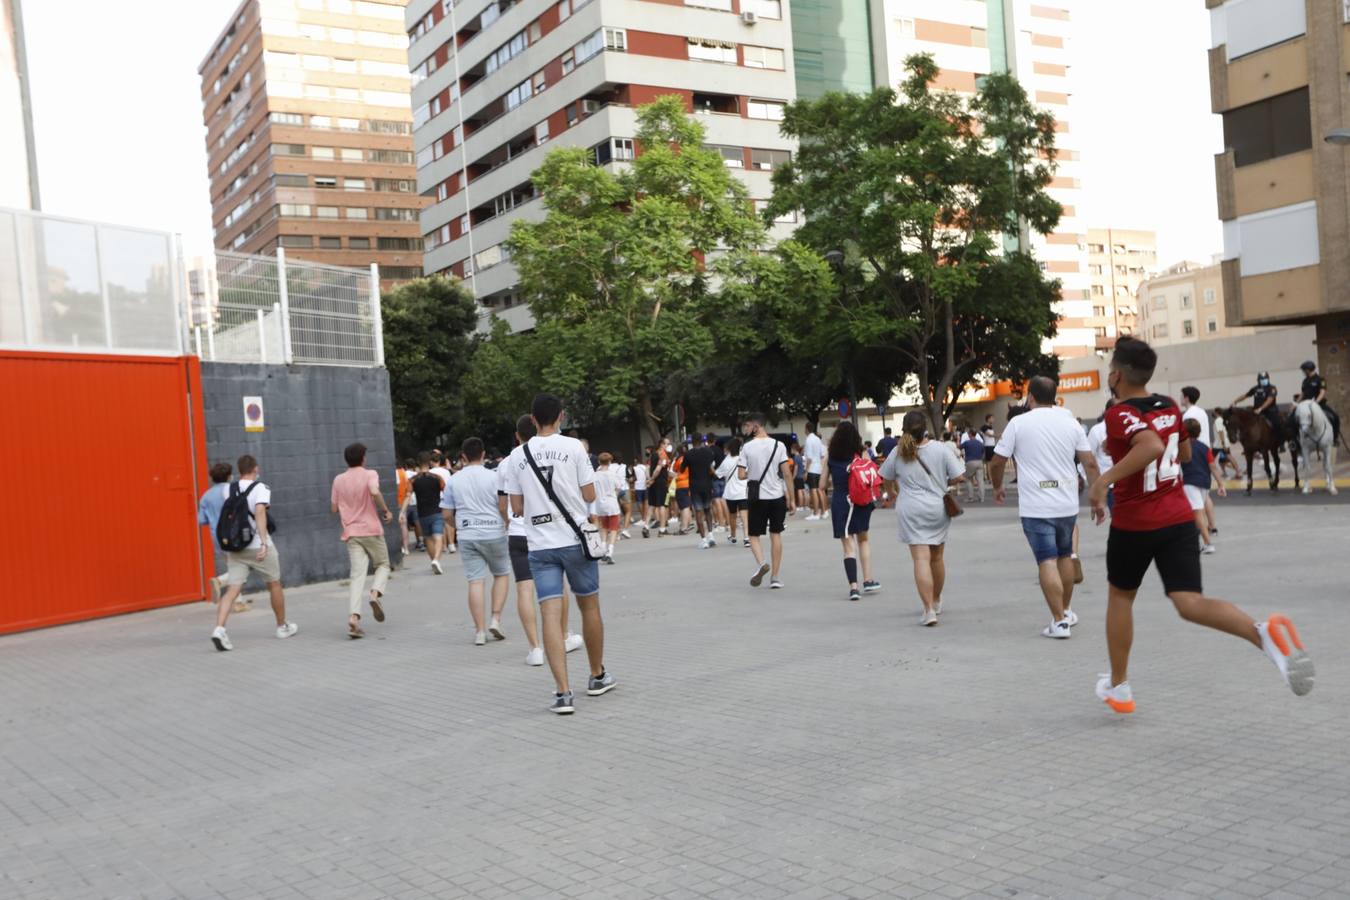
top-left (243, 396), bottom-right (265, 432)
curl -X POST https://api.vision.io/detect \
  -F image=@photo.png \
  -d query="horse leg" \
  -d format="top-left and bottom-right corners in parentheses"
top-left (1245, 452), bottom-right (1254, 496)
top-left (1265, 450), bottom-right (1278, 492)
top-left (1301, 440), bottom-right (1314, 494)
top-left (1291, 441), bottom-right (1300, 491)
top-left (1328, 443), bottom-right (1339, 494)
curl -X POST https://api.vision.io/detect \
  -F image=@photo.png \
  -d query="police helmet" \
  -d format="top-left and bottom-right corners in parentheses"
top-left (1301, 360), bottom-right (1317, 372)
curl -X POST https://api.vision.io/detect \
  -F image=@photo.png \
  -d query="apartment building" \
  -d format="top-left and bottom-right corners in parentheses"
top-left (405, 0), bottom-right (799, 330)
top-left (791, 0), bottom-right (873, 98)
top-left (1136, 260), bottom-right (1262, 348)
top-left (1208, 0), bottom-right (1350, 413)
top-left (200, 0), bottom-right (426, 284)
top-left (870, 0), bottom-right (1092, 358)
top-left (1, 0), bottom-right (39, 210)
top-left (1085, 227), bottom-right (1156, 348)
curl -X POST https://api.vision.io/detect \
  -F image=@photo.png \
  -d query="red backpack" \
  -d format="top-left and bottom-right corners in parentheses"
top-left (846, 455), bottom-right (882, 506)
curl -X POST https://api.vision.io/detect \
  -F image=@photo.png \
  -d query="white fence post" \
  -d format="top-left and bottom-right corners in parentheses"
top-left (369, 263), bottom-right (385, 366)
top-left (10, 211), bottom-right (33, 345)
top-left (92, 224), bottom-right (114, 348)
top-left (276, 247), bottom-right (294, 364)
top-left (257, 308), bottom-right (267, 363)
top-left (194, 326), bottom-right (202, 357)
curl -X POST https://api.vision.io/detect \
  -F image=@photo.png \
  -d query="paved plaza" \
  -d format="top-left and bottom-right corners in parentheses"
top-left (3, 494), bottom-right (1348, 900)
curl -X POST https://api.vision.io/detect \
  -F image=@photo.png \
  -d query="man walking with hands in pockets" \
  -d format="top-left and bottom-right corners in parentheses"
top-left (739, 413), bottom-right (796, 589)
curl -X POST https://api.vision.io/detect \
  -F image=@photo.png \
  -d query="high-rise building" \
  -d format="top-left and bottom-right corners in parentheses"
top-left (406, 0), bottom-right (799, 329)
top-left (791, 0), bottom-right (874, 99)
top-left (1207, 0), bottom-right (1349, 412)
top-left (1086, 227), bottom-right (1156, 348)
top-left (199, 0), bottom-right (426, 285)
top-left (0, 0), bottom-right (39, 210)
top-left (870, 0), bottom-right (1091, 359)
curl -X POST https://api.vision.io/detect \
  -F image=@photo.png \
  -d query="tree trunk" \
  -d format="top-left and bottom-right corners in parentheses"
top-left (637, 386), bottom-right (664, 447)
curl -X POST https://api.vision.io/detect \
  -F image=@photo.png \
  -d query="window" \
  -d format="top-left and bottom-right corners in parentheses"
top-left (275, 173), bottom-right (308, 187)
top-left (485, 30), bottom-right (528, 75)
top-left (1091, 284), bottom-right (1104, 296)
top-left (613, 138), bottom-right (635, 160)
top-left (315, 176), bottom-right (338, 189)
top-left (319, 236), bottom-right (342, 249)
top-left (749, 0), bottom-right (781, 18)
top-left (1204, 288), bottom-right (1216, 305)
top-left (475, 244), bottom-right (508, 270)
top-left (316, 206), bottom-right (340, 219)
top-left (1206, 316), bottom-right (1218, 334)
top-left (1222, 88), bottom-right (1312, 167)
top-left (971, 26), bottom-right (987, 47)
top-left (369, 149), bottom-right (413, 164)
top-left (1180, 291), bottom-right (1193, 309)
top-left (378, 237), bottom-right (422, 250)
top-left (1153, 323), bottom-right (1169, 339)
top-left (272, 143), bottom-right (305, 157)
top-left (505, 78), bottom-right (532, 111)
top-left (750, 148), bottom-right (790, 170)
top-left (711, 145), bottom-right (743, 167)
top-left (1182, 319), bottom-right (1194, 337)
top-left (1088, 264), bottom-right (1103, 275)
top-left (689, 38), bottom-right (737, 64)
top-left (278, 235), bottom-right (313, 248)
top-left (897, 17), bottom-right (915, 39)
top-left (437, 181), bottom-right (449, 201)
top-left (742, 46), bottom-right (785, 69)
top-left (344, 178), bottom-right (366, 191)
top-left (374, 178), bottom-right (415, 192)
top-left (605, 28), bottom-right (626, 51)
top-left (349, 237), bottom-right (371, 249)
top-left (334, 58), bottom-right (358, 74)
top-left (375, 207), bottom-right (418, 221)
top-left (1152, 294), bottom-right (1166, 309)
top-left (1088, 243), bottom-right (1104, 253)
top-left (687, 0), bottom-right (732, 8)
top-left (574, 30), bottom-right (604, 65)
top-left (557, 0), bottom-right (569, 21)
top-left (1094, 326), bottom-right (1107, 337)
top-left (561, 51), bottom-right (574, 75)
top-left (270, 111), bottom-right (304, 126)
top-left (347, 207), bottom-right (368, 219)
top-left (747, 99), bottom-right (785, 120)
top-left (279, 203), bottom-right (311, 217)
top-left (380, 266), bottom-right (424, 280)
top-left (341, 148), bottom-right (363, 162)
top-left (533, 70), bottom-right (547, 93)
top-left (1092, 305), bottom-right (1107, 317)
top-left (313, 146), bottom-right (335, 160)
top-left (370, 119), bottom-right (411, 134)
top-left (535, 120), bottom-right (550, 144)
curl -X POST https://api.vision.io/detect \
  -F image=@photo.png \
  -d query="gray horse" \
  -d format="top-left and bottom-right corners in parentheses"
top-left (1295, 399), bottom-right (1338, 495)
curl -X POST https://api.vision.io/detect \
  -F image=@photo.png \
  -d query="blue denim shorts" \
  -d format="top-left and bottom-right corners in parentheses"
top-left (1021, 516), bottom-right (1077, 564)
top-left (420, 513), bottom-right (445, 536)
top-left (528, 544), bottom-right (600, 602)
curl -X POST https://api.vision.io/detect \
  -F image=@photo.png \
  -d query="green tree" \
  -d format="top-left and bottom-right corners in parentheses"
top-left (766, 54), bottom-right (1063, 431)
top-left (381, 275), bottom-right (479, 451)
top-left (508, 94), bottom-right (832, 444)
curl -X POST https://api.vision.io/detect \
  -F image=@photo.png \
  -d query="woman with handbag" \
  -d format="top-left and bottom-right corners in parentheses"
top-left (879, 411), bottom-right (965, 626)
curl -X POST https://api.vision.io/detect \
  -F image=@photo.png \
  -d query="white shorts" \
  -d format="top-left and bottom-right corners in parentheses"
top-left (1183, 485), bottom-right (1206, 511)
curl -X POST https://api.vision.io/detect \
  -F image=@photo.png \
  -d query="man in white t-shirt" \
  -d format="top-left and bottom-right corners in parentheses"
top-left (990, 377), bottom-right (1100, 639)
top-left (429, 450), bottom-right (457, 555)
top-left (802, 421), bottom-right (826, 520)
top-left (500, 415), bottom-right (583, 667)
top-left (211, 454), bottom-right (299, 651)
top-left (738, 412), bottom-right (797, 589)
top-left (631, 456), bottom-right (649, 534)
top-left (503, 394), bottom-right (615, 715)
top-left (443, 436), bottom-right (511, 647)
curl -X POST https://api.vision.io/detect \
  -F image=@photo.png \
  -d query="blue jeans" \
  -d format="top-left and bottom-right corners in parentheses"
top-left (527, 543), bottom-right (600, 602)
top-left (1021, 516), bottom-right (1077, 564)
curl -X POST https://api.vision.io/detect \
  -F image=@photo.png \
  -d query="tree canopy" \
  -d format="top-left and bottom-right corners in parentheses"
top-left (766, 54), bottom-right (1064, 430)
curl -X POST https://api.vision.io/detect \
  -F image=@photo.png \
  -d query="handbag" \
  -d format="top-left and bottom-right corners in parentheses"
top-left (746, 440), bottom-right (781, 503)
top-left (522, 444), bottom-right (607, 561)
top-left (915, 449), bottom-right (963, 519)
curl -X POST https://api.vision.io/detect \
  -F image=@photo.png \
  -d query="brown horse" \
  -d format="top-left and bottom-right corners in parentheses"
top-left (1218, 406), bottom-right (1301, 495)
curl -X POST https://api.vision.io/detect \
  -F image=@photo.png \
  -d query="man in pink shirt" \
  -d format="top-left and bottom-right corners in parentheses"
top-left (331, 442), bottom-right (394, 639)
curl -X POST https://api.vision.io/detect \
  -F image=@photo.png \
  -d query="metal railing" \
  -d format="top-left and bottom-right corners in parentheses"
top-left (199, 249), bottom-right (384, 367)
top-left (0, 206), bottom-right (184, 355)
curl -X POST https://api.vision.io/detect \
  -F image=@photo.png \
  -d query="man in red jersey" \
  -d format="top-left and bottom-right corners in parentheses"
top-left (1087, 337), bottom-right (1314, 714)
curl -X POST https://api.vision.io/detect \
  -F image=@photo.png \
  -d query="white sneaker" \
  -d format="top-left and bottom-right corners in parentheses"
top-left (805, 514), bottom-right (819, 521)
top-left (706, 535), bottom-right (716, 547)
top-left (275, 622), bottom-right (298, 639)
top-left (1042, 620), bottom-right (1071, 639)
top-left (1095, 674), bottom-right (1135, 714)
top-left (933, 598), bottom-right (942, 616)
top-left (620, 530), bottom-right (632, 540)
top-left (564, 632), bottom-right (584, 653)
top-left (1063, 608), bottom-right (1079, 627)
top-left (430, 559), bottom-right (443, 575)
top-left (1200, 544), bottom-right (1217, 555)
top-left (489, 619), bottom-right (505, 640)
top-left (769, 579), bottom-right (784, 590)
top-left (474, 631), bottom-right (487, 646)
top-left (698, 537), bottom-right (710, 549)
top-left (921, 609), bottom-right (938, 626)
top-left (448, 543), bottom-right (458, 554)
top-left (211, 626), bottom-right (233, 651)
top-left (525, 647), bottom-right (545, 666)
top-left (1258, 616), bottom-right (1315, 696)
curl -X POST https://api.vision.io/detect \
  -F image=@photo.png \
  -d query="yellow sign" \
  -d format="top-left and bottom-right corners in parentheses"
top-left (1058, 371), bottom-right (1101, 394)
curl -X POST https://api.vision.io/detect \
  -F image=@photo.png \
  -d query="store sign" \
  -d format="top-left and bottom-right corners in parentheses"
top-left (1058, 371), bottom-right (1101, 394)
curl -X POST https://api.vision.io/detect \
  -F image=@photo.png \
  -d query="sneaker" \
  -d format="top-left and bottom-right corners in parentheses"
top-left (564, 632), bottom-right (584, 653)
top-left (275, 622), bottom-right (298, 639)
top-left (921, 609), bottom-right (938, 626)
top-left (1063, 608), bottom-right (1079, 627)
top-left (525, 647), bottom-right (545, 666)
top-left (805, 514), bottom-right (820, 522)
top-left (863, 581), bottom-right (881, 594)
top-left (489, 619), bottom-right (505, 640)
top-left (1258, 615), bottom-right (1315, 696)
top-left (769, 579), bottom-right (784, 590)
top-left (750, 562), bottom-right (770, 587)
top-left (933, 598), bottom-right (942, 616)
top-left (1201, 544), bottom-right (1217, 555)
top-left (369, 597), bottom-right (385, 623)
top-left (642, 525), bottom-right (650, 538)
top-left (742, 539), bottom-right (750, 547)
top-left (603, 555), bottom-right (616, 565)
top-left (706, 535), bottom-right (716, 547)
top-left (210, 626), bottom-right (233, 652)
top-left (474, 631), bottom-right (487, 646)
top-left (448, 543), bottom-right (458, 554)
top-left (1095, 675), bottom-right (1135, 714)
top-left (586, 670), bottom-right (617, 696)
top-left (848, 589), bottom-right (861, 602)
top-left (620, 530), bottom-right (632, 540)
top-left (430, 559), bottom-right (443, 575)
top-left (698, 538), bottom-right (711, 550)
top-left (1072, 555), bottom-right (1084, 585)
top-left (550, 692), bottom-right (575, 715)
top-left (1042, 620), bottom-right (1071, 639)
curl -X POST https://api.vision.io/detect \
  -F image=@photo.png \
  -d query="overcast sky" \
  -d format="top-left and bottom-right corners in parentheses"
top-left (22, 0), bottom-right (1222, 265)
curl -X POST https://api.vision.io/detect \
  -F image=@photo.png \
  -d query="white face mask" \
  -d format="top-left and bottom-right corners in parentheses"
top-left (665, 444), bottom-right (673, 453)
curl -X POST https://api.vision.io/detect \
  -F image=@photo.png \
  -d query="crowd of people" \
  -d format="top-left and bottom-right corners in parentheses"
top-left (197, 338), bottom-right (1317, 716)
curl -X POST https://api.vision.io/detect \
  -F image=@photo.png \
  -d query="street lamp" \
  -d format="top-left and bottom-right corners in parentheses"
top-left (1325, 128), bottom-right (1350, 146)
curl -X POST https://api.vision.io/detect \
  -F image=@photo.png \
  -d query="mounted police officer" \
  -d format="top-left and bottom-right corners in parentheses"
top-left (1233, 371), bottom-right (1283, 439)
top-left (1298, 360), bottom-right (1340, 443)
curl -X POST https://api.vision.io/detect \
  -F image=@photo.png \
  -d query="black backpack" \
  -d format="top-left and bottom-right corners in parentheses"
top-left (216, 481), bottom-right (261, 552)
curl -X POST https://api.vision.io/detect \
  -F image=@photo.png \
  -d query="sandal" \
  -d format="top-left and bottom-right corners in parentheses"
top-left (348, 619), bottom-right (365, 639)
top-left (370, 596), bottom-right (385, 622)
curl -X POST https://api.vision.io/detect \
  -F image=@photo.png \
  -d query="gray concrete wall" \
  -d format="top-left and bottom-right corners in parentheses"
top-left (200, 362), bottom-right (402, 589)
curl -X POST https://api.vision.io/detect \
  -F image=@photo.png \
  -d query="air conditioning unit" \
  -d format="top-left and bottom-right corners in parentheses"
top-left (741, 10), bottom-right (757, 24)
top-left (581, 99), bottom-right (601, 115)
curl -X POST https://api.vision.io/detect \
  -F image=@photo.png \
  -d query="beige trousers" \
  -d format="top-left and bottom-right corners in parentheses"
top-left (347, 536), bottom-right (391, 616)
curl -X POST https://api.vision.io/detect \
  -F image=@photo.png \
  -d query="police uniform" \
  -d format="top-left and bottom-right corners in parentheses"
top-left (1302, 373), bottom-right (1341, 440)
top-left (1245, 382), bottom-right (1282, 435)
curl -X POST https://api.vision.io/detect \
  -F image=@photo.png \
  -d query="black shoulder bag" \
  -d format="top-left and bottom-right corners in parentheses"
top-left (746, 440), bottom-right (781, 503)
top-left (522, 444), bottom-right (606, 560)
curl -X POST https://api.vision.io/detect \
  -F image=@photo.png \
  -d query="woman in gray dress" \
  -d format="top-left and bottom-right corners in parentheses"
top-left (879, 411), bottom-right (965, 626)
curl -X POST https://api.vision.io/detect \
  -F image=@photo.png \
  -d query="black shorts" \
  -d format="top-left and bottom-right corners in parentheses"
top-left (690, 487), bottom-right (712, 512)
top-left (675, 488), bottom-right (691, 510)
top-left (748, 497), bottom-right (788, 536)
top-left (983, 447), bottom-right (994, 462)
top-left (806, 473), bottom-right (821, 490)
top-left (508, 535), bottom-right (533, 583)
top-left (1107, 522), bottom-right (1203, 595)
top-left (726, 498), bottom-right (746, 513)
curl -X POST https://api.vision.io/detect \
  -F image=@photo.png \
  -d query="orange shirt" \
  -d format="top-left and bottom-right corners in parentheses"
top-left (396, 468), bottom-right (409, 506)
top-left (674, 458), bottom-right (690, 489)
